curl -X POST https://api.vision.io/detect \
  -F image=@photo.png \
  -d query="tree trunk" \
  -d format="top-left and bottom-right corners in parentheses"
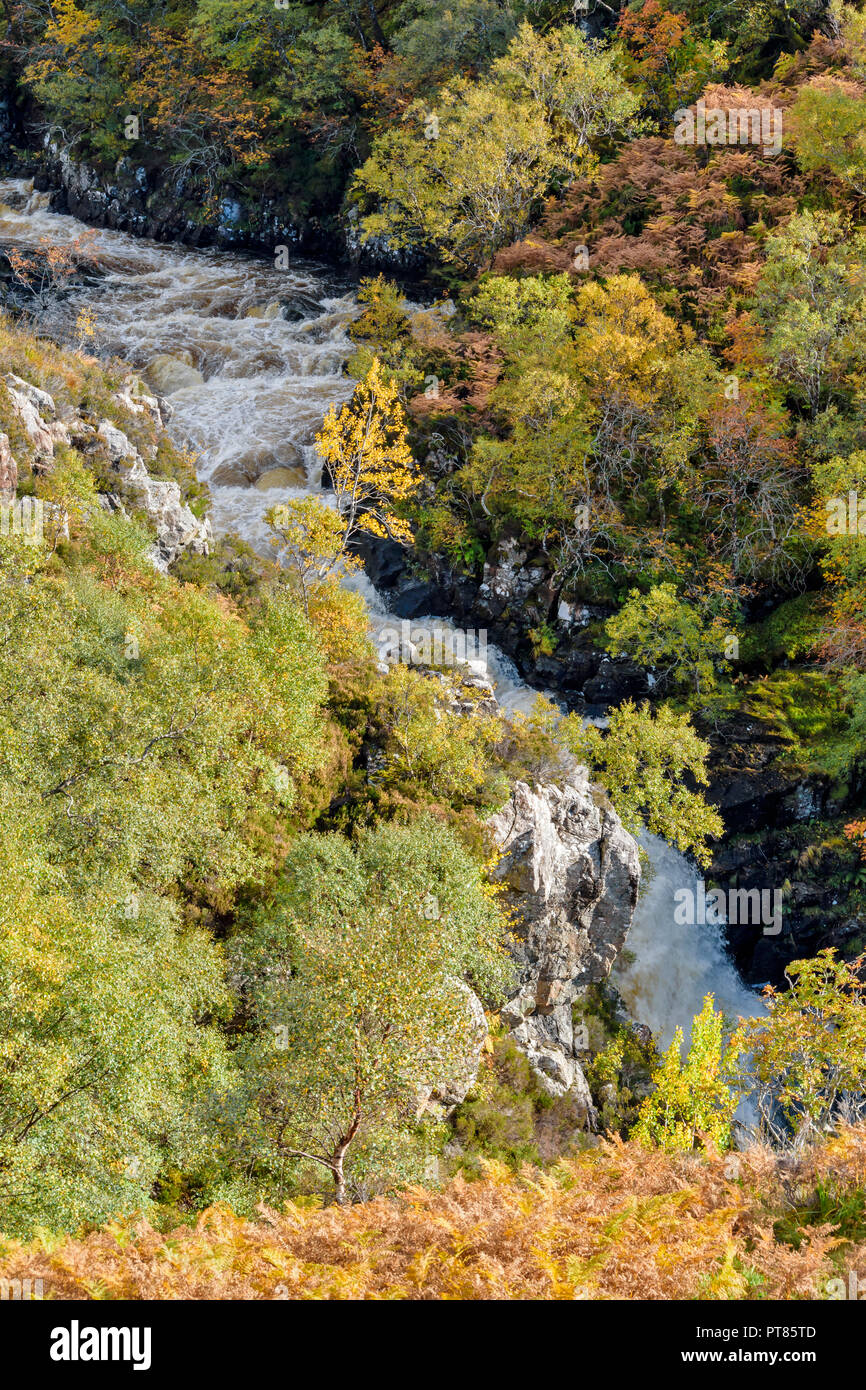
top-left (365, 0), bottom-right (388, 49)
top-left (333, 1154), bottom-right (347, 1205)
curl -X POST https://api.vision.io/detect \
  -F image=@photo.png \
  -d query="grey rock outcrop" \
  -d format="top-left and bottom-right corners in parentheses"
top-left (112, 375), bottom-right (170, 427)
top-left (95, 420), bottom-right (211, 568)
top-left (40, 143), bottom-right (426, 270)
top-left (488, 772), bottom-right (641, 1112)
top-left (120, 454), bottom-right (212, 571)
top-left (1, 371), bottom-right (210, 570)
top-left (6, 373), bottom-right (57, 419)
top-left (5, 378), bottom-right (56, 462)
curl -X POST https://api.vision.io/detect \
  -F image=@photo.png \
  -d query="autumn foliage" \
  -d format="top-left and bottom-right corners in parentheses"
top-left (495, 126), bottom-right (804, 323)
top-left (3, 1130), bottom-right (865, 1299)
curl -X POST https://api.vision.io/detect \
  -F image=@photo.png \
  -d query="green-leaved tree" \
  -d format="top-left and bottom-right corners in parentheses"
top-left (228, 819), bottom-right (512, 1203)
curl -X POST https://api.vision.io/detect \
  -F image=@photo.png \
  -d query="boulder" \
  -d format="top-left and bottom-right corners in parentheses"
top-left (391, 582), bottom-right (449, 619)
top-left (347, 531), bottom-right (407, 589)
top-left (5, 373), bottom-right (56, 418)
top-left (280, 292), bottom-right (325, 322)
top-left (245, 300), bottom-right (283, 320)
top-left (254, 465), bottom-right (307, 491)
top-left (97, 420), bottom-right (137, 462)
top-left (143, 354), bottom-right (204, 395)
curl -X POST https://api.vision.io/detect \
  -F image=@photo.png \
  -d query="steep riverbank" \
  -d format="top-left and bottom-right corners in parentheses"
top-left (1, 129), bottom-right (424, 274)
top-left (5, 164), bottom-right (850, 1008)
top-left (367, 528), bottom-right (861, 988)
top-left (0, 172), bottom-right (765, 1057)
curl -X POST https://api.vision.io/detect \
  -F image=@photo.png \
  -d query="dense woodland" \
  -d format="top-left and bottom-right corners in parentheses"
top-left (2, 0), bottom-right (866, 1300)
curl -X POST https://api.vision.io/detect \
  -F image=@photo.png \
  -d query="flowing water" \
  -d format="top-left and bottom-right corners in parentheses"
top-left (0, 176), bottom-right (761, 1050)
top-left (615, 835), bottom-right (763, 1050)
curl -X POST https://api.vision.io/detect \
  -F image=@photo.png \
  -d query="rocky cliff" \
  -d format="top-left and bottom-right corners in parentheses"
top-left (488, 772), bottom-right (641, 1116)
top-left (32, 140), bottom-right (423, 273)
top-left (1, 369), bottom-right (211, 570)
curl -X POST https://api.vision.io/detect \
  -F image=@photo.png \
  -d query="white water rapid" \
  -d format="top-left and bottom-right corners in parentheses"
top-left (615, 835), bottom-right (763, 1050)
top-left (0, 177), bottom-right (761, 1050)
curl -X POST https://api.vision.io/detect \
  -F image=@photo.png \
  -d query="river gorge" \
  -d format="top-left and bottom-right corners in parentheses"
top-left (0, 173), bottom-right (761, 1056)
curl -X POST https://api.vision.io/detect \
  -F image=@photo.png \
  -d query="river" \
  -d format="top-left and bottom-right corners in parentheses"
top-left (0, 176), bottom-right (761, 1053)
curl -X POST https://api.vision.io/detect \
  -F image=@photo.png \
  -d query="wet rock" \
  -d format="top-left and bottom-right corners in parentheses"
top-left (342, 216), bottom-right (427, 274)
top-left (41, 140), bottom-right (429, 270)
top-left (391, 582), bottom-right (449, 619)
top-left (558, 649), bottom-right (602, 692)
top-left (783, 782), bottom-right (825, 822)
top-left (211, 463), bottom-right (253, 487)
top-left (532, 655), bottom-right (569, 685)
top-left (245, 300), bottom-right (283, 321)
top-left (143, 353), bottom-right (204, 394)
top-left (226, 441), bottom-right (304, 485)
top-left (254, 466), bottom-right (307, 491)
top-left (582, 657), bottom-right (650, 707)
top-left (708, 796), bottom-right (857, 988)
top-left (347, 531), bottom-right (407, 588)
top-left (280, 293), bottom-right (325, 322)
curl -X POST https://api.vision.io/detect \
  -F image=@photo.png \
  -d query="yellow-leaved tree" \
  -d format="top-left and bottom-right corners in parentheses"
top-left (632, 995), bottom-right (746, 1153)
top-left (265, 497), bottom-right (370, 664)
top-left (267, 497), bottom-right (354, 610)
top-left (315, 358), bottom-right (419, 544)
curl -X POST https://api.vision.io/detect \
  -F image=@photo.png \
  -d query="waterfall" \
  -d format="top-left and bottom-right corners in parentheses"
top-left (615, 834), bottom-right (763, 1050)
top-left (0, 176), bottom-right (761, 1047)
